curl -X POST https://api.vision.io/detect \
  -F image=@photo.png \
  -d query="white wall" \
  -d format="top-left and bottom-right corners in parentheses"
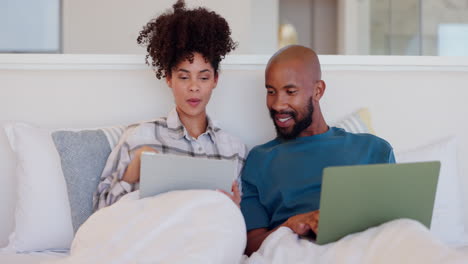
top-left (62, 0), bottom-right (278, 54)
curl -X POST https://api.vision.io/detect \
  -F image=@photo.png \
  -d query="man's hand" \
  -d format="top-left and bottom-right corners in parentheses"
top-left (122, 146), bottom-right (158, 184)
top-left (218, 181), bottom-right (241, 208)
top-left (281, 210), bottom-right (320, 235)
top-left (245, 210), bottom-right (319, 256)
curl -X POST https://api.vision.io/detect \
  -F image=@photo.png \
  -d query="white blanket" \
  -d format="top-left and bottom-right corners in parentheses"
top-left (244, 220), bottom-right (468, 264)
top-left (45, 190), bottom-right (468, 264)
top-left (44, 190), bottom-right (246, 264)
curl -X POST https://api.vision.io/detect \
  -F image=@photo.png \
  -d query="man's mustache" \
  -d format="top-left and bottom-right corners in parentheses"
top-left (269, 109), bottom-right (297, 120)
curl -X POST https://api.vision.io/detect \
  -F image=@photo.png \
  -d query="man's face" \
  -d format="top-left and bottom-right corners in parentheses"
top-left (265, 60), bottom-right (316, 140)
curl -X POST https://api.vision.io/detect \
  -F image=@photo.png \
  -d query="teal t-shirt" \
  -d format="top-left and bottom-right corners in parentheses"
top-left (240, 127), bottom-right (395, 231)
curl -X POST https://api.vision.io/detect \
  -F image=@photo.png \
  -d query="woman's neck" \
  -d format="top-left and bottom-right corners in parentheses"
top-left (176, 108), bottom-right (208, 139)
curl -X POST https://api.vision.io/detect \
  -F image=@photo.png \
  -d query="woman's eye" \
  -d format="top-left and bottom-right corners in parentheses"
top-left (179, 76), bottom-right (189, 80)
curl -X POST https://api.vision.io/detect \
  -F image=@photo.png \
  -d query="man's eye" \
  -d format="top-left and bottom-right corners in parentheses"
top-left (200, 77), bottom-right (209, 81)
top-left (267, 90), bottom-right (275, 95)
top-left (179, 76), bottom-right (189, 80)
top-left (287, 90), bottom-right (297, 95)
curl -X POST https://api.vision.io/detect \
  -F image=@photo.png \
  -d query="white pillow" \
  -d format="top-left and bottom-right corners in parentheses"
top-left (4, 123), bottom-right (73, 252)
top-left (3, 122), bottom-right (125, 252)
top-left (396, 137), bottom-right (467, 246)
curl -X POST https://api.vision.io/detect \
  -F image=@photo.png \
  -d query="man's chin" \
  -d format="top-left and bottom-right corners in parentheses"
top-left (275, 126), bottom-right (296, 140)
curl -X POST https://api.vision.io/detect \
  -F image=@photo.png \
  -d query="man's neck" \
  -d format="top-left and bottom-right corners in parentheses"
top-left (298, 111), bottom-right (328, 138)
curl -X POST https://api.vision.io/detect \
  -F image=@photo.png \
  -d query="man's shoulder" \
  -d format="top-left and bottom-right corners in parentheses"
top-left (250, 138), bottom-right (280, 153)
top-left (339, 128), bottom-right (393, 151)
top-left (239, 139), bottom-right (279, 164)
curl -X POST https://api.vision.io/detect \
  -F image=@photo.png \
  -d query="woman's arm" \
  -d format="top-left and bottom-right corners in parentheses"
top-left (94, 124), bottom-right (158, 210)
top-left (122, 146), bottom-right (158, 184)
top-left (217, 181), bottom-right (241, 207)
top-left (94, 127), bottom-right (136, 210)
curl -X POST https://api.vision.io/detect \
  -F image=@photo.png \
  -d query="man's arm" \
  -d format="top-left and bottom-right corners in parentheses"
top-left (245, 228), bottom-right (279, 256)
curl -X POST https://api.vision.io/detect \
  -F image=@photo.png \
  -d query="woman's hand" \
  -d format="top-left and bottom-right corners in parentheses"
top-left (218, 181), bottom-right (241, 208)
top-left (122, 146), bottom-right (158, 184)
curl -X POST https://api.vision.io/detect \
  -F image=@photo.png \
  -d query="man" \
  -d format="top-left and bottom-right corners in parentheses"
top-left (240, 45), bottom-right (395, 256)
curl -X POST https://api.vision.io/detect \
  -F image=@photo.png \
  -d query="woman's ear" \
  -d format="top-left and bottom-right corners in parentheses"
top-left (213, 72), bottom-right (219, 88)
top-left (166, 74), bottom-right (173, 88)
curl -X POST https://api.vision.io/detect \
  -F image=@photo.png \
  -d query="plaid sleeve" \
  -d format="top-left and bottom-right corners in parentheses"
top-left (93, 126), bottom-right (137, 211)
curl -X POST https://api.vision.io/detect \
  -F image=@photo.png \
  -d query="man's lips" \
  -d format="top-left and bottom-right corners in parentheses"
top-left (187, 98), bottom-right (201, 107)
top-left (274, 114), bottom-right (293, 128)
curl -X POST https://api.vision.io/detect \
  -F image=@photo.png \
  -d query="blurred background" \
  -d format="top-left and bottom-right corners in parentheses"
top-left (1, 0), bottom-right (468, 56)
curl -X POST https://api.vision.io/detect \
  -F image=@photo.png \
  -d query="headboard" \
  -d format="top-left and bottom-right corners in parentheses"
top-left (1, 54), bottom-right (468, 247)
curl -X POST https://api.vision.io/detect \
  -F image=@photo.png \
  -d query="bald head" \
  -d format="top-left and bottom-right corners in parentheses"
top-left (267, 45), bottom-right (322, 81)
top-left (265, 45), bottom-right (328, 139)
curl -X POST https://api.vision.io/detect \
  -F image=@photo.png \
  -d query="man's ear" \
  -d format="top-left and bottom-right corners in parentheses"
top-left (314, 80), bottom-right (326, 101)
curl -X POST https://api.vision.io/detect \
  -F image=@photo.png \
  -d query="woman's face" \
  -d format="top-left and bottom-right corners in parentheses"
top-left (166, 52), bottom-right (218, 120)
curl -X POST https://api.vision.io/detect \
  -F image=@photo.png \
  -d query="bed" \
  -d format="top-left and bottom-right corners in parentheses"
top-left (0, 250), bottom-right (67, 264)
top-left (1, 54), bottom-right (468, 263)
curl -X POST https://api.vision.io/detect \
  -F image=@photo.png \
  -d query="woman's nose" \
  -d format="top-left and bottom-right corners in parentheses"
top-left (189, 81), bottom-right (200, 92)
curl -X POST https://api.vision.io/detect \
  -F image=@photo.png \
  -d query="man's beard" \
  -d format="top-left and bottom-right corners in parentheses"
top-left (270, 98), bottom-right (314, 140)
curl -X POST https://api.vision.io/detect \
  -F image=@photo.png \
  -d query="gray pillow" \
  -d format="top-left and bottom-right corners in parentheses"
top-left (52, 126), bottom-right (124, 233)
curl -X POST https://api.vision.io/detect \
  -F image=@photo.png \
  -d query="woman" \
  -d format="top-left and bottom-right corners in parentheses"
top-left (94, 0), bottom-right (247, 210)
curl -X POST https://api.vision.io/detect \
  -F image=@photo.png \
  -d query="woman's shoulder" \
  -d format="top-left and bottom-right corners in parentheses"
top-left (212, 126), bottom-right (243, 144)
top-left (121, 117), bottom-right (169, 139)
top-left (213, 129), bottom-right (248, 156)
top-left (129, 117), bottom-right (168, 129)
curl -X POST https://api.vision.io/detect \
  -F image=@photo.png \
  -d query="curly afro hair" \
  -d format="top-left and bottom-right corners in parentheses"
top-left (137, 0), bottom-right (238, 79)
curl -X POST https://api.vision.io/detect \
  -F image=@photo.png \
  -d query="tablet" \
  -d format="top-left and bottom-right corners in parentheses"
top-left (139, 152), bottom-right (237, 199)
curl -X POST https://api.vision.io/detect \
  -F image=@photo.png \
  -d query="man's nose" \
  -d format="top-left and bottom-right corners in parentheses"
top-left (270, 96), bottom-right (288, 112)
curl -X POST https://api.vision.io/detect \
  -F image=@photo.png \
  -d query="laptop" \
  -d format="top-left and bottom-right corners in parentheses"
top-left (315, 161), bottom-right (440, 245)
top-left (139, 152), bottom-right (237, 199)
